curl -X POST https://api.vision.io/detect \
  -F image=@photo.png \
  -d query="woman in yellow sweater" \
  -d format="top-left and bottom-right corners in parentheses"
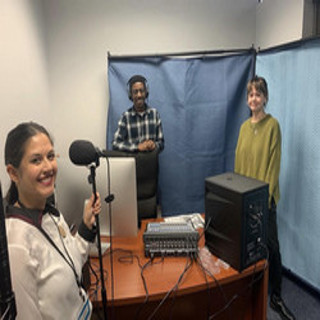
top-left (235, 76), bottom-right (295, 320)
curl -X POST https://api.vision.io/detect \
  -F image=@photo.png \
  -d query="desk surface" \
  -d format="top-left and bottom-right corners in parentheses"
top-left (89, 219), bottom-right (268, 320)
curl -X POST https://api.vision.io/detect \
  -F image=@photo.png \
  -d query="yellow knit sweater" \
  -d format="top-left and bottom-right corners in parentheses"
top-left (234, 114), bottom-right (281, 207)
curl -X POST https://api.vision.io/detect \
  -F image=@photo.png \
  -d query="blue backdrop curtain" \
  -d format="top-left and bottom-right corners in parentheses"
top-left (107, 51), bottom-right (255, 215)
top-left (256, 37), bottom-right (320, 291)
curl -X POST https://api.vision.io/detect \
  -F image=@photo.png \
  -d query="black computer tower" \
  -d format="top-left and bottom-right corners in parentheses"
top-left (204, 172), bottom-right (268, 272)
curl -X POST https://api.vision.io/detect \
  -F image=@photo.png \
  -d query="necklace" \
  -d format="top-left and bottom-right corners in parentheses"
top-left (58, 224), bottom-right (67, 238)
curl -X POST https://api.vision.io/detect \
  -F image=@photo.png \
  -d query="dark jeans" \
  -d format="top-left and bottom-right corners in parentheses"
top-left (267, 198), bottom-right (283, 297)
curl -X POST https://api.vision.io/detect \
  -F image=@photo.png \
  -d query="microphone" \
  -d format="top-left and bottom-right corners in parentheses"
top-left (69, 140), bottom-right (105, 166)
top-left (68, 143), bottom-right (109, 319)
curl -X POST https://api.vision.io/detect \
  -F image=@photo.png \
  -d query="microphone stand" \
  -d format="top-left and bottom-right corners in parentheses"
top-left (0, 184), bottom-right (17, 319)
top-left (88, 165), bottom-right (108, 320)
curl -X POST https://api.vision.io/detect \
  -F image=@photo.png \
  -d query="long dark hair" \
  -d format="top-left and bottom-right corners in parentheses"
top-left (4, 122), bottom-right (53, 205)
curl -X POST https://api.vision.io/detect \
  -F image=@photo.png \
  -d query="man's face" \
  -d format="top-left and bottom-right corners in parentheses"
top-left (131, 82), bottom-right (147, 112)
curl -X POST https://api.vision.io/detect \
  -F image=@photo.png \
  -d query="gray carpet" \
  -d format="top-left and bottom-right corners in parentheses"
top-left (267, 274), bottom-right (320, 320)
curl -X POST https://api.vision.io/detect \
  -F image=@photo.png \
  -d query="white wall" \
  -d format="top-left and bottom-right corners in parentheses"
top-left (256, 0), bottom-right (304, 49)
top-left (44, 0), bottom-right (257, 148)
top-left (0, 0), bottom-right (51, 192)
top-left (0, 0), bottom-right (307, 224)
top-left (41, 0), bottom-right (258, 224)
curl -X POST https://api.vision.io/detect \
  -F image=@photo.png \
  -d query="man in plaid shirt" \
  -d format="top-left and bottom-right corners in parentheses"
top-left (112, 75), bottom-right (164, 153)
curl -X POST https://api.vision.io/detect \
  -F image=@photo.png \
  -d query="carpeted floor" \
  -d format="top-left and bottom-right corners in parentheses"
top-left (267, 274), bottom-right (320, 320)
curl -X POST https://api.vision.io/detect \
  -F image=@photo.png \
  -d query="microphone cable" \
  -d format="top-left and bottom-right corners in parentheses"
top-left (196, 215), bottom-right (232, 320)
top-left (196, 255), bottom-right (232, 320)
top-left (199, 223), bottom-right (269, 320)
top-left (206, 246), bottom-right (269, 320)
top-left (111, 248), bottom-right (152, 319)
top-left (95, 247), bottom-right (156, 320)
top-left (0, 305), bottom-right (10, 320)
top-left (105, 156), bottom-right (115, 320)
top-left (146, 255), bottom-right (193, 320)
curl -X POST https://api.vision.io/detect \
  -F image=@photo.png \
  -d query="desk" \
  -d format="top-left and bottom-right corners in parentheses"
top-left (89, 219), bottom-right (268, 320)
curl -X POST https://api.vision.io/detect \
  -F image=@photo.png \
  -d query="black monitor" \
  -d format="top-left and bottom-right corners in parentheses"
top-left (204, 172), bottom-right (268, 271)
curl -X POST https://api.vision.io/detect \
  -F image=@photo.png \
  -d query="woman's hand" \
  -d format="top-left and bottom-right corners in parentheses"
top-left (83, 193), bottom-right (101, 230)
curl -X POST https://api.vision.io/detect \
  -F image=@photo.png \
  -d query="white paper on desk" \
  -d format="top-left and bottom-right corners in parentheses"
top-left (164, 213), bottom-right (204, 229)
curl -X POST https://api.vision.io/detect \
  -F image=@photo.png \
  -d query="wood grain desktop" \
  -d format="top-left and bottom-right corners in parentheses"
top-left (89, 219), bottom-right (268, 320)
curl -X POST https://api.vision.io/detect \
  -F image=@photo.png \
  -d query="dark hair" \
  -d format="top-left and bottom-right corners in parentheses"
top-left (128, 74), bottom-right (147, 90)
top-left (4, 122), bottom-right (53, 204)
top-left (247, 75), bottom-right (269, 104)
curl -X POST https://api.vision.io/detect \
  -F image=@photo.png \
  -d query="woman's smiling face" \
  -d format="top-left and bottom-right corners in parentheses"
top-left (247, 86), bottom-right (266, 114)
top-left (9, 132), bottom-right (57, 208)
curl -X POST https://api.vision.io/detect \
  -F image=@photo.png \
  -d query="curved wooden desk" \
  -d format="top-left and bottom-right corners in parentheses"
top-left (89, 219), bottom-right (268, 320)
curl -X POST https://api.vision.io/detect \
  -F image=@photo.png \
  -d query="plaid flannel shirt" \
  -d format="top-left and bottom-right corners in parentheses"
top-left (112, 105), bottom-right (164, 152)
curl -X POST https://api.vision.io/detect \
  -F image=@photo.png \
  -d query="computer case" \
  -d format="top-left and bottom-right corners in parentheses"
top-left (204, 172), bottom-right (268, 272)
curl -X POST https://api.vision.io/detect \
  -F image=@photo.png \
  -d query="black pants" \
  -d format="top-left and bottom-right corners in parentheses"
top-left (267, 199), bottom-right (283, 297)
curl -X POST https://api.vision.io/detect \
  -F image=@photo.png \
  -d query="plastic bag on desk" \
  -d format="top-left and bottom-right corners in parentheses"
top-left (199, 246), bottom-right (230, 276)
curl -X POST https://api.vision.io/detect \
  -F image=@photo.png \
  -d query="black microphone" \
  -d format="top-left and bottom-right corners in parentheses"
top-left (69, 140), bottom-right (105, 166)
